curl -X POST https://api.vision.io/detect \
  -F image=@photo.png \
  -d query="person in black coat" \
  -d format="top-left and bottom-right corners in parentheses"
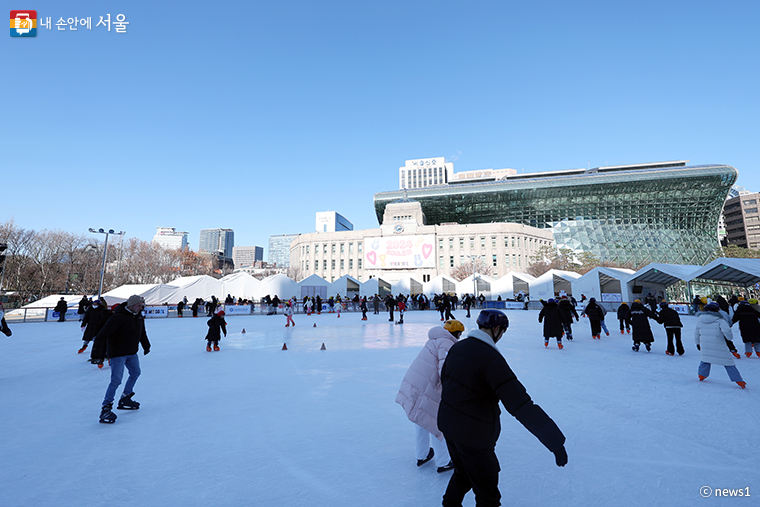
top-left (438, 310), bottom-right (567, 506)
top-left (79, 299), bottom-right (111, 357)
top-left (626, 300), bottom-right (657, 352)
top-left (191, 298), bottom-right (201, 318)
top-left (655, 301), bottom-right (684, 356)
top-left (94, 295), bottom-right (151, 423)
top-left (557, 296), bottom-right (579, 341)
top-left (385, 294), bottom-right (396, 322)
top-left (77, 296), bottom-right (90, 322)
top-left (732, 301), bottom-right (760, 357)
top-left (617, 303), bottom-right (631, 334)
top-left (539, 299), bottom-right (568, 349)
top-left (205, 310), bottom-right (227, 351)
top-left (176, 299), bottom-right (185, 318)
top-left (54, 297), bottom-right (68, 322)
top-left (583, 298), bottom-right (606, 339)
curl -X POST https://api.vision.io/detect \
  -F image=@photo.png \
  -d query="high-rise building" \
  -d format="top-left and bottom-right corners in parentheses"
top-left (232, 246), bottom-right (263, 268)
top-left (315, 211), bottom-right (353, 233)
top-left (199, 228), bottom-right (234, 258)
top-left (377, 160), bottom-right (738, 266)
top-left (152, 227), bottom-right (188, 250)
top-left (723, 191), bottom-right (760, 249)
top-left (268, 234), bottom-right (299, 268)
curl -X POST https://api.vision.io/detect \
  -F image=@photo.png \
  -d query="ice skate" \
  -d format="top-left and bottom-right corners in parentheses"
top-left (745, 352), bottom-right (751, 357)
top-left (417, 448), bottom-right (434, 467)
top-left (78, 343), bottom-right (88, 354)
top-left (99, 403), bottom-right (117, 424)
top-left (737, 382), bottom-right (747, 389)
top-left (544, 340), bottom-right (549, 348)
top-left (645, 343), bottom-right (651, 352)
top-left (632, 344), bottom-right (640, 352)
top-left (558, 343), bottom-right (564, 349)
top-left (206, 344), bottom-right (212, 352)
top-left (117, 392), bottom-right (140, 410)
top-left (665, 351), bottom-right (674, 356)
top-left (437, 462), bottom-right (454, 473)
top-left (698, 375), bottom-right (706, 381)
top-left (213, 344), bottom-right (220, 351)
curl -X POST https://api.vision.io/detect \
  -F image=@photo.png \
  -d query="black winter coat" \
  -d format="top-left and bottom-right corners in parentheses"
top-left (732, 304), bottom-right (760, 343)
top-left (626, 302), bottom-right (656, 343)
top-left (538, 302), bottom-right (567, 338)
top-left (558, 299), bottom-right (578, 323)
top-left (92, 303), bottom-right (150, 359)
top-left (617, 304), bottom-right (630, 321)
top-left (438, 333), bottom-right (566, 451)
top-left (584, 302), bottom-right (605, 321)
top-left (205, 314), bottom-right (227, 341)
top-left (82, 305), bottom-right (112, 342)
top-left (656, 307), bottom-right (683, 328)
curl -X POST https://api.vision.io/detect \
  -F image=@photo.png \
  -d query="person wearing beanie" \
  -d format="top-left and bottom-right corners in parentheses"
top-left (695, 302), bottom-right (746, 388)
top-left (617, 302), bottom-right (631, 334)
top-left (284, 301), bottom-right (295, 327)
top-left (557, 296), bottom-right (579, 341)
top-left (79, 298), bottom-right (112, 358)
top-left (582, 297), bottom-right (607, 339)
top-left (206, 309), bottom-right (227, 351)
top-left (655, 301), bottom-right (684, 356)
top-left (731, 301), bottom-right (760, 358)
top-left (94, 295), bottom-right (151, 423)
top-left (626, 300), bottom-right (657, 352)
top-left (539, 298), bottom-right (568, 349)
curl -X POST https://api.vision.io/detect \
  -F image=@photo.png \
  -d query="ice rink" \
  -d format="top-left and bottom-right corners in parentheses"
top-left (1, 307), bottom-right (758, 506)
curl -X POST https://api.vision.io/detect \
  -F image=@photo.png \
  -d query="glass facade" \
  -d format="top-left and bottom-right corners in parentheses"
top-left (374, 163), bottom-right (737, 266)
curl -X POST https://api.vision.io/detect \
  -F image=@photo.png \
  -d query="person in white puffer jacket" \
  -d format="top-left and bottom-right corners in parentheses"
top-left (395, 320), bottom-right (464, 473)
top-left (695, 302), bottom-right (746, 389)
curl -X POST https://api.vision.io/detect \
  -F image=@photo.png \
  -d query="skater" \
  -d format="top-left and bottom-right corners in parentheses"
top-left (360, 297), bottom-right (368, 320)
top-left (656, 301), bottom-right (684, 356)
top-left (205, 309), bottom-right (227, 351)
top-left (373, 294), bottom-right (380, 314)
top-left (79, 298), bottom-right (111, 356)
top-left (335, 298), bottom-right (341, 318)
top-left (442, 294), bottom-right (455, 321)
top-left (284, 302), bottom-right (295, 327)
top-left (539, 299), bottom-right (568, 349)
top-left (731, 300), bottom-right (760, 357)
top-left (558, 296), bottom-right (579, 341)
top-left (397, 297), bottom-right (406, 324)
top-left (385, 294), bottom-right (396, 322)
top-left (305, 297), bottom-right (313, 316)
top-left (396, 320), bottom-right (464, 474)
top-left (617, 302), bottom-right (631, 334)
top-left (176, 299), bottom-right (185, 318)
top-left (438, 310), bottom-right (567, 506)
top-left (626, 299), bottom-right (657, 352)
top-left (94, 295), bottom-right (151, 424)
top-left (0, 301), bottom-right (12, 337)
top-left (77, 295), bottom-right (90, 322)
top-left (54, 297), bottom-right (68, 322)
top-left (582, 298), bottom-right (606, 339)
top-left (463, 294), bottom-right (474, 318)
top-left (191, 298), bottom-right (200, 318)
top-left (695, 302), bottom-right (746, 388)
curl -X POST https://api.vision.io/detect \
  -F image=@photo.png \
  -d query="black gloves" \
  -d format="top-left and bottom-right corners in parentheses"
top-left (696, 344), bottom-right (701, 351)
top-left (144, 348), bottom-right (150, 355)
top-left (554, 446), bottom-right (568, 467)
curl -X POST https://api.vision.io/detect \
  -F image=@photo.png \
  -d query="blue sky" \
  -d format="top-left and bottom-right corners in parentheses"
top-left (4, 0), bottom-right (759, 256)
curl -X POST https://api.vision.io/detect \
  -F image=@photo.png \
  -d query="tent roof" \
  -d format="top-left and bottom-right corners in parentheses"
top-left (298, 274), bottom-right (330, 286)
top-left (688, 258), bottom-right (760, 287)
top-left (628, 263), bottom-right (701, 287)
top-left (583, 267), bottom-right (635, 285)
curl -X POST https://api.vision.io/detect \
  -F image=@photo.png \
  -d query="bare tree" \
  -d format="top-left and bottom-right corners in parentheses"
top-left (450, 256), bottom-right (493, 282)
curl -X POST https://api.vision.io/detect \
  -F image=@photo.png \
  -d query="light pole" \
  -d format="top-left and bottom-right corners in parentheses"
top-left (466, 254), bottom-right (484, 302)
top-left (88, 228), bottom-right (125, 300)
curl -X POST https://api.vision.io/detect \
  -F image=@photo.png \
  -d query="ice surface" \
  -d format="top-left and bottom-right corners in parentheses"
top-left (1, 308), bottom-right (758, 506)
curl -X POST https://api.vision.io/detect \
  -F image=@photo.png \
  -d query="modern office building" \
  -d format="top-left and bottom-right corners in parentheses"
top-left (291, 200), bottom-right (553, 283)
top-left (315, 211), bottom-right (353, 233)
top-left (199, 228), bottom-right (234, 258)
top-left (399, 157), bottom-right (517, 190)
top-left (723, 191), bottom-right (760, 249)
top-left (232, 246), bottom-right (263, 268)
top-left (152, 227), bottom-right (188, 250)
top-left (268, 234), bottom-right (300, 268)
top-left (377, 160), bottom-right (737, 266)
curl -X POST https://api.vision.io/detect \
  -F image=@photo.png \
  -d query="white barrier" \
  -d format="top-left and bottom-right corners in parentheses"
top-left (46, 309), bottom-right (80, 321)
top-left (671, 304), bottom-right (691, 315)
top-left (223, 305), bottom-right (253, 316)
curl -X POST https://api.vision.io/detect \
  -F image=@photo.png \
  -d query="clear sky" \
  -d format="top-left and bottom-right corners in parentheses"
top-left (4, 1), bottom-right (759, 256)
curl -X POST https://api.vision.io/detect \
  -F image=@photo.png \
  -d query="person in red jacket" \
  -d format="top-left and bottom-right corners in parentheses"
top-left (438, 310), bottom-right (567, 506)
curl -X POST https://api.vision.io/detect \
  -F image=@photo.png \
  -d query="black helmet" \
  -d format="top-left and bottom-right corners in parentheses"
top-left (476, 309), bottom-right (509, 331)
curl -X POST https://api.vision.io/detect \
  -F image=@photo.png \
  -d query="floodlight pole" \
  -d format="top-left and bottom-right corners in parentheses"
top-left (88, 228), bottom-right (125, 300)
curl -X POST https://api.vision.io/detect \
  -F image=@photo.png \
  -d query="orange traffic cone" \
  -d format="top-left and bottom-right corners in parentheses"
top-left (320, 343), bottom-right (326, 350)
top-left (313, 323), bottom-right (317, 327)
top-left (281, 343), bottom-right (288, 350)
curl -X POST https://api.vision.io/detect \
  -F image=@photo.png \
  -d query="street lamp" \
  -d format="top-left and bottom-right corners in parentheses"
top-left (466, 254), bottom-right (484, 301)
top-left (88, 228), bottom-right (125, 300)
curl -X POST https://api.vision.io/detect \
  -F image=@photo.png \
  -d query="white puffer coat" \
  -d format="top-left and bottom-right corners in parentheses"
top-left (395, 327), bottom-right (458, 440)
top-left (695, 312), bottom-right (735, 366)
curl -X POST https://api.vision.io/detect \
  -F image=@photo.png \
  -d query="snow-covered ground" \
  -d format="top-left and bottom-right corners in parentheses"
top-left (1, 308), bottom-right (758, 507)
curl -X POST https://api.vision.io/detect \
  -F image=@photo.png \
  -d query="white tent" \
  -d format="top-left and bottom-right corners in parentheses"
top-left (572, 267), bottom-right (635, 303)
top-left (220, 273), bottom-right (261, 300)
top-left (359, 278), bottom-right (378, 298)
top-left (625, 263), bottom-right (701, 302)
top-left (102, 283), bottom-right (180, 306)
top-left (457, 274), bottom-right (496, 299)
top-left (258, 274), bottom-right (298, 300)
top-left (329, 275), bottom-right (362, 298)
top-left (390, 275), bottom-right (423, 296)
top-left (687, 258), bottom-right (760, 287)
top-left (423, 275), bottom-right (458, 296)
top-left (297, 274), bottom-right (330, 299)
top-left (169, 275), bottom-right (224, 303)
top-left (21, 294), bottom-right (87, 309)
top-left (490, 271), bottom-right (535, 300)
top-left (530, 269), bottom-right (581, 300)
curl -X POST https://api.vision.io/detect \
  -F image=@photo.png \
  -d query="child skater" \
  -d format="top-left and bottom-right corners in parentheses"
top-left (285, 301), bottom-right (295, 327)
top-left (360, 297), bottom-right (368, 320)
top-left (397, 297), bottom-right (406, 324)
top-left (695, 302), bottom-right (746, 388)
top-left (539, 299), bottom-right (567, 349)
top-left (205, 309), bottom-right (227, 351)
top-left (305, 297), bottom-right (313, 316)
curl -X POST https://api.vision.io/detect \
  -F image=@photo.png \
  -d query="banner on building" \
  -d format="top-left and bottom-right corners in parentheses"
top-left (364, 235), bottom-right (435, 270)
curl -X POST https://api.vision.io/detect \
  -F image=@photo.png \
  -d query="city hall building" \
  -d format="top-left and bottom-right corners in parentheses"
top-left (376, 159), bottom-right (737, 266)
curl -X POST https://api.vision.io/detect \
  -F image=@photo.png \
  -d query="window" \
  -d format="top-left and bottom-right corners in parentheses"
top-left (306, 245), bottom-right (309, 254)
top-left (340, 259), bottom-right (344, 270)
top-left (450, 256), bottom-right (454, 267)
top-left (492, 254), bottom-right (497, 266)
top-left (439, 239), bottom-right (443, 250)
top-left (349, 243), bottom-right (353, 254)
top-left (358, 243), bottom-right (362, 253)
top-left (324, 244), bottom-right (328, 254)
top-left (460, 255), bottom-right (464, 265)
top-left (480, 237), bottom-right (485, 249)
top-left (331, 259), bottom-right (335, 270)
top-left (358, 259), bottom-right (362, 269)
top-left (470, 237), bottom-right (475, 248)
top-left (349, 259), bottom-right (353, 269)
top-left (459, 238), bottom-right (464, 248)
top-left (305, 260), bottom-right (309, 270)
top-left (491, 237), bottom-right (496, 248)
top-left (439, 256), bottom-right (444, 268)
top-left (449, 238), bottom-right (454, 248)
top-left (340, 244), bottom-right (345, 254)
top-left (323, 260), bottom-right (327, 270)
top-left (511, 237), bottom-right (515, 248)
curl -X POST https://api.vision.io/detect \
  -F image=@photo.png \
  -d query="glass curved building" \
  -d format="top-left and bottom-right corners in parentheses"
top-left (374, 161), bottom-right (737, 266)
